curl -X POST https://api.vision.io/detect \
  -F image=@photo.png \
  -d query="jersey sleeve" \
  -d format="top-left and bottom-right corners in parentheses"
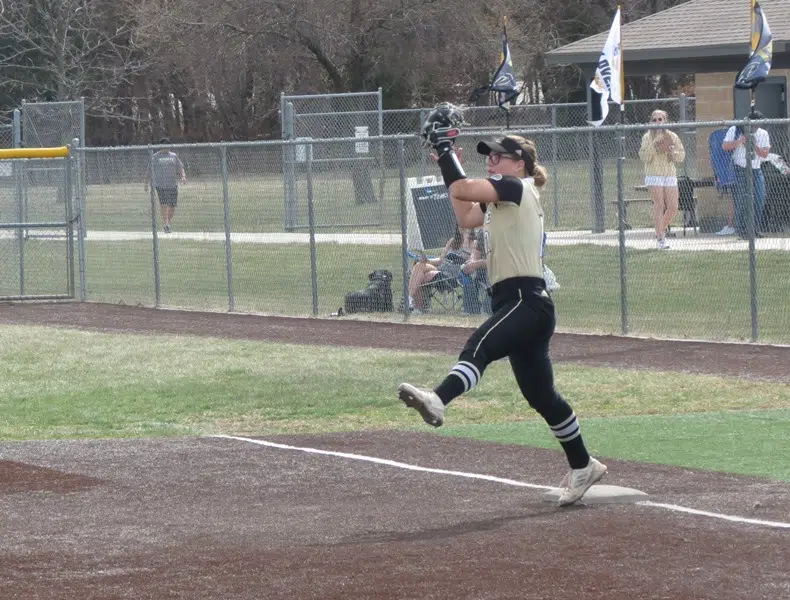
top-left (488, 175), bottom-right (524, 205)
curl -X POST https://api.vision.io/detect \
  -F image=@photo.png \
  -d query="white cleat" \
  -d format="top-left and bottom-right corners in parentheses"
top-left (558, 457), bottom-right (608, 506)
top-left (398, 383), bottom-right (445, 427)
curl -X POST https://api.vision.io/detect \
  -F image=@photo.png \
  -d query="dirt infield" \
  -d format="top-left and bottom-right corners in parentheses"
top-left (1, 434), bottom-right (789, 600)
top-left (1, 301), bottom-right (789, 599)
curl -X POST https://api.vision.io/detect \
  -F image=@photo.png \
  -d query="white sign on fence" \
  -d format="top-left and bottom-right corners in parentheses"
top-left (354, 126), bottom-right (369, 154)
top-left (295, 137), bottom-right (313, 163)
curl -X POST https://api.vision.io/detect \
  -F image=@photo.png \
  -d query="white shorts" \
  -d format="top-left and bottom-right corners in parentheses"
top-left (645, 175), bottom-right (677, 187)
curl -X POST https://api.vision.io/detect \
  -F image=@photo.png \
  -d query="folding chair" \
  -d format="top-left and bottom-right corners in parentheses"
top-left (420, 272), bottom-right (464, 312)
top-left (407, 250), bottom-right (472, 314)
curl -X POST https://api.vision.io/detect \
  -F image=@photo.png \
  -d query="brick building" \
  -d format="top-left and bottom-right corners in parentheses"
top-left (545, 0), bottom-right (789, 222)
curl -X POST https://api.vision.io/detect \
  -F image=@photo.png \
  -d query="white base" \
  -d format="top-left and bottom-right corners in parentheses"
top-left (543, 484), bottom-right (648, 505)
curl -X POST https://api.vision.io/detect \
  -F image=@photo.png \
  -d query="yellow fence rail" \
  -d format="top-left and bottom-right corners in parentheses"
top-left (0, 146), bottom-right (70, 159)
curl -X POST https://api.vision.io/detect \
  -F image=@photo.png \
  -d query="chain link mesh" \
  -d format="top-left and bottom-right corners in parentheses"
top-left (381, 97), bottom-right (695, 134)
top-left (0, 124), bottom-right (14, 149)
top-left (0, 157), bottom-right (74, 299)
top-left (282, 92), bottom-right (385, 230)
top-left (22, 100), bottom-right (84, 147)
top-left (70, 113), bottom-right (790, 342)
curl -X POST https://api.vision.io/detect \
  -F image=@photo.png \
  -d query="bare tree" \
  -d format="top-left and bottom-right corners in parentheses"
top-left (0, 0), bottom-right (146, 113)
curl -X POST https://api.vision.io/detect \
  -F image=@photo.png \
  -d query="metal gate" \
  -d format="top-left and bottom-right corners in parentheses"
top-left (0, 145), bottom-right (81, 301)
top-left (280, 90), bottom-right (385, 231)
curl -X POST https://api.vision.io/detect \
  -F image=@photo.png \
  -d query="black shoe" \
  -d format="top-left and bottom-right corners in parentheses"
top-left (163, 225), bottom-right (171, 233)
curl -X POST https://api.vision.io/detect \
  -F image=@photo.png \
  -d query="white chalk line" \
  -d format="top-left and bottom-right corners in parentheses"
top-left (211, 434), bottom-right (790, 531)
top-left (211, 433), bottom-right (552, 491)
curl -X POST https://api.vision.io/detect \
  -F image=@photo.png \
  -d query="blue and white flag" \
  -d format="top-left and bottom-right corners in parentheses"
top-left (735, 1), bottom-right (772, 90)
top-left (588, 8), bottom-right (623, 127)
top-left (470, 18), bottom-right (519, 107)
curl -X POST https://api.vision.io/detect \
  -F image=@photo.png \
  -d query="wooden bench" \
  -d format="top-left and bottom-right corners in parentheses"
top-left (619, 183), bottom-right (700, 235)
top-left (611, 196), bottom-right (652, 230)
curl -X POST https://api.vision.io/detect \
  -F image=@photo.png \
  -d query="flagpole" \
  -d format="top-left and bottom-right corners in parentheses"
top-left (616, 5), bottom-right (628, 335)
top-left (750, 0), bottom-right (756, 110)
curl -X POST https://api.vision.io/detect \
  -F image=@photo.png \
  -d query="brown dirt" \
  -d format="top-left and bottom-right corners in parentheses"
top-left (1, 301), bottom-right (788, 599)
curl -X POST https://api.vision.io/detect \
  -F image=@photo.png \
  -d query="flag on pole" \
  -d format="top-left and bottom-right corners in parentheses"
top-left (470, 18), bottom-right (519, 107)
top-left (588, 7), bottom-right (624, 127)
top-left (735, 1), bottom-right (772, 90)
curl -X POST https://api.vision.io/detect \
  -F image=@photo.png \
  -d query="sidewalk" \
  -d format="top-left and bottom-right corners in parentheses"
top-left (6, 227), bottom-right (790, 252)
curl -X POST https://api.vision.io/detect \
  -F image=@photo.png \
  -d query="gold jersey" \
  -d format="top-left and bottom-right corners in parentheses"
top-left (481, 176), bottom-right (544, 285)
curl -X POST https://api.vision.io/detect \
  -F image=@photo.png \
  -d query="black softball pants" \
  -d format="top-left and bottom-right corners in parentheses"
top-left (458, 276), bottom-right (569, 423)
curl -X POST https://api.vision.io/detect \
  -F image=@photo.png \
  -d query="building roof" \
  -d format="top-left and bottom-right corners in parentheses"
top-left (546, 0), bottom-right (790, 70)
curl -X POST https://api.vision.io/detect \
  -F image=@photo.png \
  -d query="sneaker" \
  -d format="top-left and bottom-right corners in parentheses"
top-left (557, 457), bottom-right (608, 506)
top-left (397, 383), bottom-right (445, 427)
top-left (716, 225), bottom-right (736, 236)
top-left (163, 225), bottom-right (171, 234)
top-left (657, 238), bottom-right (669, 250)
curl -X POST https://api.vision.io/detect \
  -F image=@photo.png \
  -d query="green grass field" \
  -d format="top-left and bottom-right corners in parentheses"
top-left (3, 152), bottom-right (789, 341)
top-left (0, 157), bottom-right (657, 234)
top-left (2, 325), bottom-right (789, 480)
top-left (4, 237), bottom-right (788, 342)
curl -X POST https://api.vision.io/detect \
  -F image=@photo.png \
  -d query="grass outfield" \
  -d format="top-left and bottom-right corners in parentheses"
top-left (4, 157), bottom-right (656, 233)
top-left (2, 325), bottom-right (789, 480)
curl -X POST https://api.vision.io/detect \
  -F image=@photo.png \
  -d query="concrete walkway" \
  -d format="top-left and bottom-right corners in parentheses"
top-left (7, 227), bottom-right (790, 251)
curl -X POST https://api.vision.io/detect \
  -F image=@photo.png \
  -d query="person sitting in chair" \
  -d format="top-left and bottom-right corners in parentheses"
top-left (409, 227), bottom-right (479, 312)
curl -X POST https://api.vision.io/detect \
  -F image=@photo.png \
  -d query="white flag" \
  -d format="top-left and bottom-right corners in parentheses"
top-left (589, 8), bottom-right (623, 127)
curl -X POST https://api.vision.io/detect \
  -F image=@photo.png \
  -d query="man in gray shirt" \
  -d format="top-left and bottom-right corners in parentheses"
top-left (144, 138), bottom-right (186, 233)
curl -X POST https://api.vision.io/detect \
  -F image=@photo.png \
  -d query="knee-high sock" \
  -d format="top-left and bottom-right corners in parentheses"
top-left (434, 360), bottom-right (484, 405)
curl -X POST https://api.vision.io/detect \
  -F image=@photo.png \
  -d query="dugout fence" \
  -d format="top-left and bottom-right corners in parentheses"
top-left (0, 144), bottom-right (84, 301)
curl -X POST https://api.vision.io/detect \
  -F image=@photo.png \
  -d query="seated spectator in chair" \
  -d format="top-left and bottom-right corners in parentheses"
top-left (409, 227), bottom-right (478, 312)
top-left (459, 229), bottom-right (491, 314)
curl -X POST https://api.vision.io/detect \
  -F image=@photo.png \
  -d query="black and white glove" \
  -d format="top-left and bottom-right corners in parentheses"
top-left (420, 102), bottom-right (464, 156)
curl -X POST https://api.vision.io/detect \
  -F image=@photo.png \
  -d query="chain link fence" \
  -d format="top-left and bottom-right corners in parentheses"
top-left (281, 91), bottom-right (385, 230)
top-left (21, 99), bottom-right (86, 148)
top-left (0, 153), bottom-right (77, 300)
top-left (70, 115), bottom-right (790, 343)
top-left (0, 124), bottom-right (14, 149)
top-left (381, 96), bottom-right (694, 135)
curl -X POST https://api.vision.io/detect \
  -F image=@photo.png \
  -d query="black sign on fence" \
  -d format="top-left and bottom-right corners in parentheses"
top-left (410, 184), bottom-right (457, 249)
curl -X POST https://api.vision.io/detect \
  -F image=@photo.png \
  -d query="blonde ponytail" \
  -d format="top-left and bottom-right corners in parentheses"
top-left (532, 164), bottom-right (548, 188)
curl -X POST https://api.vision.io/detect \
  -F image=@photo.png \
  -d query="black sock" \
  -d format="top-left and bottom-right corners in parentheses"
top-left (549, 412), bottom-right (590, 470)
top-left (434, 375), bottom-right (465, 405)
top-left (559, 436), bottom-right (591, 470)
top-left (434, 360), bottom-right (483, 405)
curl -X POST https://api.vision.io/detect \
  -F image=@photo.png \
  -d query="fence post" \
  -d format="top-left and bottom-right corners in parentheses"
top-left (65, 144), bottom-right (75, 298)
top-left (616, 117), bottom-right (628, 335)
top-left (306, 144), bottom-right (319, 316)
top-left (678, 93), bottom-right (693, 177)
top-left (377, 87), bottom-right (385, 224)
top-left (587, 87), bottom-right (605, 233)
top-left (398, 139), bottom-right (410, 321)
top-left (12, 109), bottom-right (21, 148)
top-left (72, 138), bottom-right (87, 301)
top-left (744, 121), bottom-right (758, 341)
top-left (282, 101), bottom-right (298, 232)
top-left (551, 105), bottom-right (559, 226)
top-left (148, 146), bottom-right (162, 307)
top-left (79, 97), bottom-right (86, 147)
top-left (13, 109), bottom-right (23, 296)
top-left (220, 144), bottom-right (235, 313)
top-left (419, 109), bottom-right (428, 181)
